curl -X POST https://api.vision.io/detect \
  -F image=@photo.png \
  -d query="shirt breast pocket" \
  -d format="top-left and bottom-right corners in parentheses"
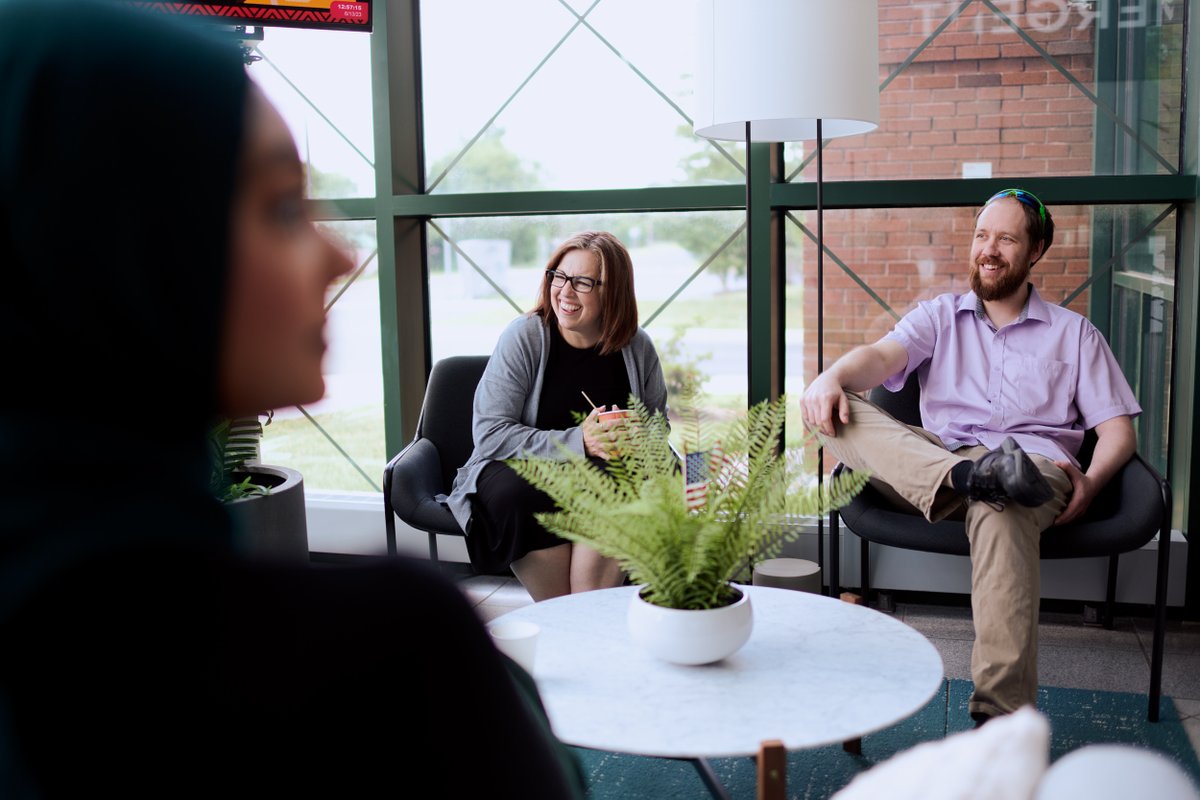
top-left (1010, 355), bottom-right (1077, 423)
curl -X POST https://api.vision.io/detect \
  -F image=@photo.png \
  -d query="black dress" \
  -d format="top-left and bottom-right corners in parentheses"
top-left (468, 323), bottom-right (632, 573)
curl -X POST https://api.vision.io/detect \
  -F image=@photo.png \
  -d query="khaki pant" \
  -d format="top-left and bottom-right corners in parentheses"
top-left (825, 394), bottom-right (1071, 717)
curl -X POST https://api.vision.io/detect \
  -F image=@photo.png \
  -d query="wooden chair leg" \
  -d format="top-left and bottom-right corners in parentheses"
top-left (839, 591), bottom-right (864, 752)
top-left (757, 740), bottom-right (786, 800)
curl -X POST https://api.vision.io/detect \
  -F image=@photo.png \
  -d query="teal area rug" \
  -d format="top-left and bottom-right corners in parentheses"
top-left (573, 680), bottom-right (1200, 799)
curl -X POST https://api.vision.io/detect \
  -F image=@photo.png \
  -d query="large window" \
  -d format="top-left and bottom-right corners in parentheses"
top-left (411, 0), bottom-right (1191, 468)
top-left (427, 211), bottom-right (749, 416)
top-left (419, 0), bottom-right (745, 193)
top-left (253, 27), bottom-right (375, 198)
top-left (269, 0), bottom-right (1195, 560)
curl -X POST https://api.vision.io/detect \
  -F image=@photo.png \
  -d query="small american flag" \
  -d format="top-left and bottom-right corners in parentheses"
top-left (683, 441), bottom-right (723, 511)
top-left (684, 449), bottom-right (710, 510)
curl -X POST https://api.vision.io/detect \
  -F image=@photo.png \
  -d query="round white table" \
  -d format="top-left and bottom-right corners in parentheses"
top-left (498, 584), bottom-right (944, 797)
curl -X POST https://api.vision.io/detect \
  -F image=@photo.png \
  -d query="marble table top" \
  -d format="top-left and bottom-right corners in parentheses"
top-left (498, 584), bottom-right (944, 758)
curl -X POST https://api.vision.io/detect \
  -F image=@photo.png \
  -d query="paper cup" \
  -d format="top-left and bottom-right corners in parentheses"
top-left (488, 620), bottom-right (540, 674)
top-left (595, 409), bottom-right (631, 456)
top-left (596, 408), bottom-right (630, 424)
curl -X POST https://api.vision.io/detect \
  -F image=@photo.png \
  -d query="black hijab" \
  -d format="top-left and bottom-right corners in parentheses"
top-left (0, 0), bottom-right (248, 615)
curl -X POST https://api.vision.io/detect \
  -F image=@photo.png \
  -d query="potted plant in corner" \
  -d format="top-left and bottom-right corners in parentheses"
top-left (507, 394), bottom-right (868, 665)
top-left (209, 412), bottom-right (310, 564)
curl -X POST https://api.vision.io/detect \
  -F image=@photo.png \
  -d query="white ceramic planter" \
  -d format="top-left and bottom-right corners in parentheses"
top-left (627, 585), bottom-right (753, 665)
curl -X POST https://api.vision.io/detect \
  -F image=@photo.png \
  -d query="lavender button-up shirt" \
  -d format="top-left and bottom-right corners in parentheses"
top-left (881, 286), bottom-right (1141, 467)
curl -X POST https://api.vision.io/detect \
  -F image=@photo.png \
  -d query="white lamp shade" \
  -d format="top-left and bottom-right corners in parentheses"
top-left (694, 0), bottom-right (880, 142)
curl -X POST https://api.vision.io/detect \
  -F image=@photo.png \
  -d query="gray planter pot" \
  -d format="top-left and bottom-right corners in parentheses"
top-left (225, 464), bottom-right (309, 565)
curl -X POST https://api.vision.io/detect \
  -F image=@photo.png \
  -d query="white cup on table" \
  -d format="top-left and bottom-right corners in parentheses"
top-left (488, 620), bottom-right (540, 674)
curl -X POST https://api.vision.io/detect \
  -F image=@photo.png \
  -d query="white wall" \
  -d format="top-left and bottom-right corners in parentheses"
top-left (306, 492), bottom-right (468, 561)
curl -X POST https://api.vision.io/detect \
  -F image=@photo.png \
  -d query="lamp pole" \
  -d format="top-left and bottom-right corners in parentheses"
top-left (816, 119), bottom-right (832, 596)
top-left (693, 0), bottom-right (879, 599)
top-left (746, 121), bottom-right (754, 408)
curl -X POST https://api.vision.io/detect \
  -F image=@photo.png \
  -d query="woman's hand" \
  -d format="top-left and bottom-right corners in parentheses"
top-left (582, 405), bottom-right (617, 460)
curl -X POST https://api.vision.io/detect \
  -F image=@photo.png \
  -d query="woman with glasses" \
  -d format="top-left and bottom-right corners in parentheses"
top-left (446, 231), bottom-right (667, 600)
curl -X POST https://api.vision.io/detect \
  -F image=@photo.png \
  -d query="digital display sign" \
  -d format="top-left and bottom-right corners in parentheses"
top-left (123, 1), bottom-right (371, 33)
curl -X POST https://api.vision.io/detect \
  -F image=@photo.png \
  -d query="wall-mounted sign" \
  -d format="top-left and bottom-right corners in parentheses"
top-left (123, 1), bottom-right (371, 33)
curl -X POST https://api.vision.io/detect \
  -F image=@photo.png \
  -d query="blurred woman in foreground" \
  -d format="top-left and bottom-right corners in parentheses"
top-left (0, 1), bottom-right (583, 796)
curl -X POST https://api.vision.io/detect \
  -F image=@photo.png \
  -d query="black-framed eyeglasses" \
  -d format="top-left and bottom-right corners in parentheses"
top-left (545, 269), bottom-right (602, 294)
top-left (985, 188), bottom-right (1047, 226)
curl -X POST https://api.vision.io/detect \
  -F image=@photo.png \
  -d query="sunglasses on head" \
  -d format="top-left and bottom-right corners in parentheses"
top-left (985, 188), bottom-right (1047, 225)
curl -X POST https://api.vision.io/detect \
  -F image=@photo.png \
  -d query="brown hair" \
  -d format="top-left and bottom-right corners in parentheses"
top-left (531, 231), bottom-right (638, 355)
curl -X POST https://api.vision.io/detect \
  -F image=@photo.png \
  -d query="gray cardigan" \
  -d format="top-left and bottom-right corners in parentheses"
top-left (445, 314), bottom-right (668, 534)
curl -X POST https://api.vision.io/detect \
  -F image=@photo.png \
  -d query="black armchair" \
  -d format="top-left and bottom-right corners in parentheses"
top-left (383, 355), bottom-right (489, 562)
top-left (829, 373), bottom-right (1172, 721)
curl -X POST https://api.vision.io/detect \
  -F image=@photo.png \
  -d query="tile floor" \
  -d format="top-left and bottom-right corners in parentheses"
top-left (457, 573), bottom-right (1200, 759)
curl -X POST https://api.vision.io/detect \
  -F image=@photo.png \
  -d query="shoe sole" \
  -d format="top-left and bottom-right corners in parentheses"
top-left (1000, 437), bottom-right (1054, 507)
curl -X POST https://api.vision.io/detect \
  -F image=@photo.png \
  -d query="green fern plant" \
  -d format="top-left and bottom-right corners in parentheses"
top-left (507, 394), bottom-right (869, 610)
top-left (208, 412), bottom-right (274, 502)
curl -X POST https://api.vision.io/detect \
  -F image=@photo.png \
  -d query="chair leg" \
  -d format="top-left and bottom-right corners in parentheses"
top-left (1105, 555), bottom-right (1118, 631)
top-left (861, 538), bottom-right (871, 606)
top-left (817, 511), bottom-right (826, 595)
top-left (1148, 506), bottom-right (1172, 722)
top-left (829, 509), bottom-right (841, 599)
top-left (384, 511), bottom-right (397, 557)
top-left (383, 466), bottom-right (397, 557)
top-left (1147, 472), bottom-right (1172, 723)
top-left (428, 532), bottom-right (440, 563)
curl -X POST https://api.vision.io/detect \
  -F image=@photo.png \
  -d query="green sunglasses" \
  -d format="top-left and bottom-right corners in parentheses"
top-left (985, 188), bottom-right (1047, 225)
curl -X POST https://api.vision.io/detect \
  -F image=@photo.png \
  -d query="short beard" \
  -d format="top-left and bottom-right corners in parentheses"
top-left (970, 258), bottom-right (1031, 301)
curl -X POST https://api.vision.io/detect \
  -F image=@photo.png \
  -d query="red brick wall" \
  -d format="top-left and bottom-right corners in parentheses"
top-left (797, 206), bottom-right (1092, 361)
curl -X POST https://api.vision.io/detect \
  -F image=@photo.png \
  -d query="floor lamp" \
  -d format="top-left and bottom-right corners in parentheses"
top-left (694, 0), bottom-right (879, 594)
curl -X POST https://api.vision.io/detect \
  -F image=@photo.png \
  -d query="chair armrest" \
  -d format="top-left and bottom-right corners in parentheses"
top-left (386, 438), bottom-right (446, 520)
top-left (1131, 451), bottom-right (1170, 499)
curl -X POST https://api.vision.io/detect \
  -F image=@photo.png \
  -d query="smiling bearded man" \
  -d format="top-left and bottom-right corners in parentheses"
top-left (799, 188), bottom-right (1141, 727)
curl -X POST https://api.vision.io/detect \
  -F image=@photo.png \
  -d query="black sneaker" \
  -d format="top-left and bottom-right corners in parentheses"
top-left (965, 437), bottom-right (1054, 509)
